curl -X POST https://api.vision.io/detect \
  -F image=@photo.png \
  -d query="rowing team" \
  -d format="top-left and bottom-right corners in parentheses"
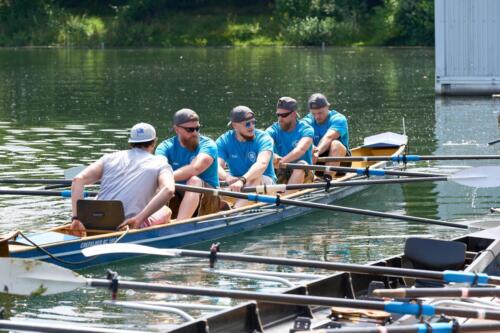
top-left (70, 93), bottom-right (349, 236)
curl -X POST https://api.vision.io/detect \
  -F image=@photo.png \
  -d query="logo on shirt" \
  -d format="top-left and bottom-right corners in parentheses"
top-left (247, 151), bottom-right (257, 162)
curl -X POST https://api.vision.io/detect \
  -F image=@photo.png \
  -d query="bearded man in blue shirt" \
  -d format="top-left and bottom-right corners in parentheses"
top-left (266, 97), bottom-right (314, 187)
top-left (156, 109), bottom-right (221, 220)
top-left (217, 106), bottom-right (276, 208)
top-left (302, 93), bottom-right (350, 176)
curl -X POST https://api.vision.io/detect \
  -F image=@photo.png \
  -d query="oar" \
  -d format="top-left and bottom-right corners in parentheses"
top-left (0, 320), bottom-right (151, 333)
top-left (318, 154), bottom-right (500, 162)
top-left (488, 138), bottom-right (500, 145)
top-left (82, 243), bottom-right (500, 286)
top-left (0, 179), bottom-right (73, 185)
top-left (282, 163), bottom-right (500, 186)
top-left (0, 189), bottom-right (97, 197)
top-left (2, 258), bottom-right (500, 320)
top-left (306, 322), bottom-right (500, 333)
top-left (373, 287), bottom-right (500, 298)
top-left (242, 166), bottom-right (500, 192)
top-left (175, 184), bottom-right (468, 229)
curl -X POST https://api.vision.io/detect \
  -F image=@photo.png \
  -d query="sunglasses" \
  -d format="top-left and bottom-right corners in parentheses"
top-left (276, 111), bottom-right (294, 118)
top-left (244, 119), bottom-right (257, 128)
top-left (178, 125), bottom-right (201, 133)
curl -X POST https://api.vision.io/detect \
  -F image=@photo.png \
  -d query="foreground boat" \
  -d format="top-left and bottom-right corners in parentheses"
top-left (1, 226), bottom-right (499, 333)
top-left (163, 226), bottom-right (500, 332)
top-left (0, 132), bottom-right (407, 268)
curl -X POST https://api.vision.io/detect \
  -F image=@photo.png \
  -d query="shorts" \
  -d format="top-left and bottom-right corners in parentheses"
top-left (316, 144), bottom-right (352, 178)
top-left (168, 182), bottom-right (222, 219)
top-left (276, 160), bottom-right (315, 184)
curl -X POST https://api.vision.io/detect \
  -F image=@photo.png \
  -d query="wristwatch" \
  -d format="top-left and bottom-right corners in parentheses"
top-left (238, 176), bottom-right (247, 185)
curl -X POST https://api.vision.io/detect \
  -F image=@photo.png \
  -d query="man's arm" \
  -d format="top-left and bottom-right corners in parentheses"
top-left (229, 150), bottom-right (272, 192)
top-left (71, 160), bottom-right (104, 218)
top-left (316, 129), bottom-right (340, 155)
top-left (244, 150), bottom-right (272, 182)
top-left (281, 137), bottom-right (313, 164)
top-left (173, 153), bottom-right (213, 181)
top-left (119, 168), bottom-right (175, 229)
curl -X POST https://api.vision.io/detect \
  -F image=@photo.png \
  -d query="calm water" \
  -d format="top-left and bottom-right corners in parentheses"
top-left (1, 47), bottom-right (500, 331)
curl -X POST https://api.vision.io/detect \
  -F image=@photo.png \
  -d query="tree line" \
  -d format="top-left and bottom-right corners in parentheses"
top-left (0, 0), bottom-right (434, 47)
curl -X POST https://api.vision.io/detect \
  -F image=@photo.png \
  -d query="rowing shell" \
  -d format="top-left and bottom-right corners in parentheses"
top-left (1, 132), bottom-right (407, 269)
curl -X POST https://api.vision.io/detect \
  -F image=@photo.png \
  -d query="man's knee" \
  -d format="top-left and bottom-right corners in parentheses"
top-left (186, 176), bottom-right (203, 186)
top-left (329, 140), bottom-right (346, 156)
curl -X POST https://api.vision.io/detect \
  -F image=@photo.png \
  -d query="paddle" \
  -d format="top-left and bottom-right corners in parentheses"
top-left (488, 138), bottom-right (500, 145)
top-left (0, 179), bottom-right (73, 185)
top-left (175, 184), bottom-right (468, 229)
top-left (309, 322), bottom-right (500, 333)
top-left (373, 287), bottom-right (500, 298)
top-left (0, 320), bottom-right (151, 333)
top-left (318, 154), bottom-right (500, 162)
top-left (82, 243), bottom-right (500, 286)
top-left (282, 164), bottom-right (500, 187)
top-left (242, 166), bottom-right (500, 193)
top-left (0, 189), bottom-right (97, 197)
top-left (2, 258), bottom-right (500, 320)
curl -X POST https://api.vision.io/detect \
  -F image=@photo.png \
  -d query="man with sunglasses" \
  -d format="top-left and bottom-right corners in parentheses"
top-left (302, 93), bottom-right (349, 175)
top-left (156, 108), bottom-right (221, 220)
top-left (266, 97), bottom-right (314, 186)
top-left (217, 105), bottom-right (276, 208)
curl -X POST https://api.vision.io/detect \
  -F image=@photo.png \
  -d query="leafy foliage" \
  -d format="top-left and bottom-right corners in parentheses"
top-left (0, 0), bottom-right (434, 46)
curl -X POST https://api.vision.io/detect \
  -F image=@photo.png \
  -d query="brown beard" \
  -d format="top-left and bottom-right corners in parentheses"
top-left (280, 121), bottom-right (293, 131)
top-left (240, 132), bottom-right (255, 141)
top-left (180, 136), bottom-right (199, 151)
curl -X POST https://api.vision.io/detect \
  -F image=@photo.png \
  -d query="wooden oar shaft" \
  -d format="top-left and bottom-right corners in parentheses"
top-left (241, 176), bottom-right (448, 192)
top-left (310, 322), bottom-right (500, 333)
top-left (318, 155), bottom-right (500, 162)
top-left (0, 320), bottom-right (151, 333)
top-left (0, 178), bottom-right (72, 185)
top-left (175, 184), bottom-right (467, 229)
top-left (374, 287), bottom-right (500, 298)
top-left (87, 279), bottom-right (500, 319)
top-left (281, 163), bottom-right (444, 177)
top-left (174, 249), bottom-right (446, 281)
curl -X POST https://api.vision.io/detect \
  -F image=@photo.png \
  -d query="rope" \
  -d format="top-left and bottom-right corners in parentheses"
top-left (17, 226), bottom-right (129, 266)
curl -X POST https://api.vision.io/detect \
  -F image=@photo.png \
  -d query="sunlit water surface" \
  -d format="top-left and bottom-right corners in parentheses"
top-left (1, 48), bottom-right (500, 330)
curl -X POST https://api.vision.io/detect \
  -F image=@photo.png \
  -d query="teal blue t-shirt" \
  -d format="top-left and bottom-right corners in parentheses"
top-left (302, 110), bottom-right (349, 149)
top-left (155, 135), bottom-right (219, 188)
top-left (216, 129), bottom-right (277, 182)
top-left (265, 121), bottom-right (314, 164)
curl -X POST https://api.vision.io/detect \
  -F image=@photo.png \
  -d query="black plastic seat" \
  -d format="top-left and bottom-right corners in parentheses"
top-left (404, 237), bottom-right (466, 287)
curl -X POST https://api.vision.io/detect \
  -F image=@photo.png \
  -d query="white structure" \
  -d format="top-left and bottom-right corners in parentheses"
top-left (435, 0), bottom-right (500, 95)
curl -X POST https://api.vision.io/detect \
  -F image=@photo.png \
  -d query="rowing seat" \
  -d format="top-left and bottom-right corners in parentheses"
top-left (404, 237), bottom-right (466, 287)
top-left (77, 199), bottom-right (125, 230)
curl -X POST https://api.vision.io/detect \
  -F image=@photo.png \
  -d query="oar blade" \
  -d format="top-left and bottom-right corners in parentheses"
top-left (0, 258), bottom-right (86, 296)
top-left (82, 243), bottom-right (180, 258)
top-left (450, 166), bottom-right (500, 188)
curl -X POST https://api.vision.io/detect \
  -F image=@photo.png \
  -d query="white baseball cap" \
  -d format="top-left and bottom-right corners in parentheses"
top-left (128, 122), bottom-right (156, 143)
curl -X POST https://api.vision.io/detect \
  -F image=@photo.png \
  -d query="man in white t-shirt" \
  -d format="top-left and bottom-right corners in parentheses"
top-left (69, 122), bottom-right (175, 237)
